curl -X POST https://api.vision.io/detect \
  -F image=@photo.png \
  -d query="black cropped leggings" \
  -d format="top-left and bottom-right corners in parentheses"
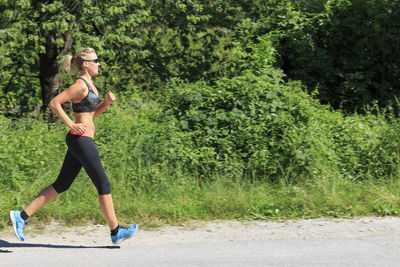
top-left (52, 133), bottom-right (111, 195)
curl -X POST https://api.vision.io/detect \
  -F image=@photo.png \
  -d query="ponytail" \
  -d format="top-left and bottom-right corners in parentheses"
top-left (58, 55), bottom-right (74, 74)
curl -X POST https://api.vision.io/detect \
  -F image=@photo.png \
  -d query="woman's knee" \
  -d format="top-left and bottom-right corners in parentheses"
top-left (51, 182), bottom-right (71, 194)
top-left (97, 179), bottom-right (111, 195)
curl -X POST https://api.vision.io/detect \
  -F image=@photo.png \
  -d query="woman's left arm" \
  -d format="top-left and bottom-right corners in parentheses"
top-left (94, 91), bottom-right (116, 117)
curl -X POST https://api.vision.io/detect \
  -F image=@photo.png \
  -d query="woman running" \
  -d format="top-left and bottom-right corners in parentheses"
top-left (10, 47), bottom-right (138, 245)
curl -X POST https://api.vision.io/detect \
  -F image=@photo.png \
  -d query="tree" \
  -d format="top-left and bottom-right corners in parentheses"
top-left (1, 0), bottom-right (245, 115)
top-left (34, 1), bottom-right (76, 113)
top-left (0, 0), bottom-right (150, 115)
top-left (0, 1), bottom-right (82, 115)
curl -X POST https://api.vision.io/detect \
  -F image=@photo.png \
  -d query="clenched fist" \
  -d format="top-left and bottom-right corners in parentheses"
top-left (105, 91), bottom-right (116, 105)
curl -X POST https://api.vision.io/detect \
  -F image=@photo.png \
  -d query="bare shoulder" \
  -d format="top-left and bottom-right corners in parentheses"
top-left (62, 79), bottom-right (88, 103)
top-left (73, 78), bottom-right (87, 90)
top-left (67, 79), bottom-right (87, 94)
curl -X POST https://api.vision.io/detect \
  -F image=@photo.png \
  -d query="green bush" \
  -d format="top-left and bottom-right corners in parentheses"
top-left (164, 69), bottom-right (400, 182)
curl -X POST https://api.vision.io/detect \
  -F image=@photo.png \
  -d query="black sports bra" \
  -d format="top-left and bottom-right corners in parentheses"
top-left (72, 78), bottom-right (101, 113)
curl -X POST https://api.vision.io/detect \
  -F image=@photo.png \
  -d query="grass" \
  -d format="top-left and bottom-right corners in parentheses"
top-left (1, 98), bottom-right (400, 230)
top-left (2, 173), bottom-right (400, 230)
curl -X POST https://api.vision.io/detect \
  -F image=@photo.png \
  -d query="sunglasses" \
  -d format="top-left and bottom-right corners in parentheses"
top-left (85, 59), bottom-right (99, 63)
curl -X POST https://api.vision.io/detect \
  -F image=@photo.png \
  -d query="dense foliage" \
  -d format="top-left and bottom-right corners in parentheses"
top-left (1, 0), bottom-right (399, 113)
top-left (273, 0), bottom-right (400, 110)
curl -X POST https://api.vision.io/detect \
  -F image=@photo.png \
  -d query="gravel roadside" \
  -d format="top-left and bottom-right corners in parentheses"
top-left (1, 216), bottom-right (400, 247)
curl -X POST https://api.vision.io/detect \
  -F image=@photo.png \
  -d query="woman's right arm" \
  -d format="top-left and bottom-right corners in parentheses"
top-left (49, 82), bottom-right (87, 134)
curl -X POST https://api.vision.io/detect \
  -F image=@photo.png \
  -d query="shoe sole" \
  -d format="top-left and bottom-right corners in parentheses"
top-left (9, 211), bottom-right (24, 241)
top-left (112, 224), bottom-right (139, 245)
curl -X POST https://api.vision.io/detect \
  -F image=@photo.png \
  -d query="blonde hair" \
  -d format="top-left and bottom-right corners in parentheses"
top-left (59, 47), bottom-right (96, 74)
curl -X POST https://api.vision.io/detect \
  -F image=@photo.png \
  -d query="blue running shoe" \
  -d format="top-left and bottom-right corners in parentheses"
top-left (111, 224), bottom-right (139, 244)
top-left (10, 210), bottom-right (27, 241)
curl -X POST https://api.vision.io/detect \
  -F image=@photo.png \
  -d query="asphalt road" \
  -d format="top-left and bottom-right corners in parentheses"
top-left (1, 218), bottom-right (400, 266)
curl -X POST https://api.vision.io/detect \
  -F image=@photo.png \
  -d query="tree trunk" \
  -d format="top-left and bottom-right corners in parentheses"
top-left (39, 30), bottom-right (73, 120)
top-left (39, 52), bottom-right (62, 111)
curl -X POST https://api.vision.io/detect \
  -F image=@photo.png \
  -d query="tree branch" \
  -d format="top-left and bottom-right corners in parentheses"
top-left (16, 73), bottom-right (40, 78)
top-left (60, 30), bottom-right (73, 56)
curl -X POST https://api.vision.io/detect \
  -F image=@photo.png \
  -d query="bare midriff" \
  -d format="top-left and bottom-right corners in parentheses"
top-left (70, 112), bottom-right (96, 139)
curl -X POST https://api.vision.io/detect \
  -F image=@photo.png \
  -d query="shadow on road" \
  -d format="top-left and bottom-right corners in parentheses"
top-left (0, 239), bottom-right (120, 252)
